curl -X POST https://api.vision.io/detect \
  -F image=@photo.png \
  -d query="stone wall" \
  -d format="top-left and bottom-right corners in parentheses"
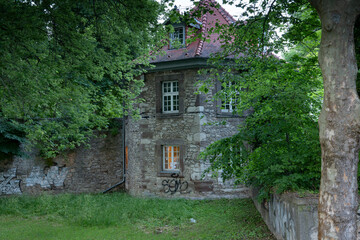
top-left (252, 189), bottom-right (319, 240)
top-left (0, 130), bottom-right (124, 195)
top-left (252, 189), bottom-right (360, 240)
top-left (251, 189), bottom-right (319, 240)
top-left (126, 69), bottom-right (249, 198)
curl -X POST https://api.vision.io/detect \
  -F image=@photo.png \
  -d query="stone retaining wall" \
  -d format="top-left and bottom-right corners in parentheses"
top-left (252, 189), bottom-right (360, 240)
top-left (251, 189), bottom-right (319, 240)
top-left (0, 131), bottom-right (124, 195)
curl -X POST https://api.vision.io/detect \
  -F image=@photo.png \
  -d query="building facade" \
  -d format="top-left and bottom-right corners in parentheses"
top-left (125, 0), bottom-right (248, 198)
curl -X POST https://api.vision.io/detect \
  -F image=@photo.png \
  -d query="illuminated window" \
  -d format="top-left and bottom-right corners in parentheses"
top-left (170, 26), bottom-right (185, 49)
top-left (163, 146), bottom-right (180, 171)
top-left (162, 81), bottom-right (179, 113)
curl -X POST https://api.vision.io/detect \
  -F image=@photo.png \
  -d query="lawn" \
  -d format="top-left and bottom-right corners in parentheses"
top-left (0, 193), bottom-right (274, 240)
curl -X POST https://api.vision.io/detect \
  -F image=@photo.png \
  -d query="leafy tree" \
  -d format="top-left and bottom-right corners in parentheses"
top-left (199, 50), bottom-right (322, 200)
top-left (196, 0), bottom-right (360, 238)
top-left (0, 0), bottom-right (165, 158)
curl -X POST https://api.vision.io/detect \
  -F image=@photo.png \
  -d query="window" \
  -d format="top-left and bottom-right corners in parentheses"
top-left (155, 74), bottom-right (184, 116)
top-left (162, 81), bottom-right (179, 113)
top-left (221, 82), bottom-right (239, 113)
top-left (163, 146), bottom-right (180, 171)
top-left (156, 139), bottom-right (185, 177)
top-left (170, 26), bottom-right (185, 49)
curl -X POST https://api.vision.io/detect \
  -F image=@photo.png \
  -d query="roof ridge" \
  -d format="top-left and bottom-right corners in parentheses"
top-left (195, 12), bottom-right (208, 56)
top-left (195, 0), bottom-right (210, 56)
top-left (195, 0), bottom-right (235, 56)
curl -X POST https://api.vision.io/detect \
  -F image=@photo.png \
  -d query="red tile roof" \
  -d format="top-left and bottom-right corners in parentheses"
top-left (152, 0), bottom-right (235, 63)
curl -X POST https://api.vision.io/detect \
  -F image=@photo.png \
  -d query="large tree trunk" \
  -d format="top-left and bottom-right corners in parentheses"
top-left (308, 0), bottom-right (360, 239)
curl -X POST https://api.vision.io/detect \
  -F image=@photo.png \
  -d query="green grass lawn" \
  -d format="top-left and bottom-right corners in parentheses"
top-left (0, 193), bottom-right (274, 240)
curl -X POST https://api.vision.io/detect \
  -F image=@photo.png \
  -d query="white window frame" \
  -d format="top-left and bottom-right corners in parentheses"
top-left (162, 81), bottom-right (179, 113)
top-left (163, 145), bottom-right (180, 172)
top-left (169, 26), bottom-right (185, 49)
top-left (221, 82), bottom-right (240, 113)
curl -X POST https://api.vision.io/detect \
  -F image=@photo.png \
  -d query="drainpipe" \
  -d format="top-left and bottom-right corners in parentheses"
top-left (103, 112), bottom-right (126, 193)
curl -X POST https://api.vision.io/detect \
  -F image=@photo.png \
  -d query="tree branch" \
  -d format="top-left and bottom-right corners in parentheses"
top-left (260, 0), bottom-right (276, 49)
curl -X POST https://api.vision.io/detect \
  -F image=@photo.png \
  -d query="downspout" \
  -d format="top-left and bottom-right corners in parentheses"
top-left (103, 111), bottom-right (126, 194)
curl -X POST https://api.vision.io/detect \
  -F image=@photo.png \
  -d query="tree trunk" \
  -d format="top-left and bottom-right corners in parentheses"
top-left (309, 0), bottom-right (360, 239)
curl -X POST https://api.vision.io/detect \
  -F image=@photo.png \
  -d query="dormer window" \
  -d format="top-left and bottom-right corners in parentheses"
top-left (170, 25), bottom-right (185, 49)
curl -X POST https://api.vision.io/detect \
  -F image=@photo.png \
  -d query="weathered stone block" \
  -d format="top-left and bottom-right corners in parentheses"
top-left (141, 132), bottom-right (154, 139)
top-left (194, 133), bottom-right (206, 142)
top-left (187, 106), bottom-right (204, 113)
top-left (194, 181), bottom-right (213, 192)
top-left (140, 139), bottom-right (152, 144)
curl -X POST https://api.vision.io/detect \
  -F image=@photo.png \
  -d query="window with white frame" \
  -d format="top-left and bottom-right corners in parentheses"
top-left (170, 26), bottom-right (185, 49)
top-left (162, 81), bottom-right (179, 113)
top-left (221, 82), bottom-right (239, 113)
top-left (163, 146), bottom-right (180, 171)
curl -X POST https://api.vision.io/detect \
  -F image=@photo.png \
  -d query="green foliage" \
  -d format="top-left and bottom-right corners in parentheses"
top-left (197, 2), bottom-right (323, 200)
top-left (0, 193), bottom-right (275, 240)
top-left (199, 56), bottom-right (322, 200)
top-left (0, 0), bottom-right (165, 158)
top-left (0, 119), bottom-right (26, 159)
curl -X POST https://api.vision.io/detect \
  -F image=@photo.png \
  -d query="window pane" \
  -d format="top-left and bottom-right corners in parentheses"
top-left (162, 81), bottom-right (179, 113)
top-left (173, 95), bottom-right (179, 111)
top-left (173, 82), bottom-right (178, 92)
top-left (163, 96), bottom-right (168, 111)
top-left (221, 81), bottom-right (239, 113)
top-left (170, 27), bottom-right (185, 48)
top-left (163, 146), bottom-right (180, 171)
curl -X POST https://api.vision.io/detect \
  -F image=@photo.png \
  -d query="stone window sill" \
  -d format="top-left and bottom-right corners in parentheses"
top-left (216, 113), bottom-right (240, 118)
top-left (156, 113), bottom-right (183, 119)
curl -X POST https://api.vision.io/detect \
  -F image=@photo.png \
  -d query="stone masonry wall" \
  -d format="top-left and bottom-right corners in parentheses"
top-left (252, 189), bottom-right (319, 240)
top-left (0, 131), bottom-right (124, 195)
top-left (126, 69), bottom-right (249, 198)
top-left (252, 189), bottom-right (360, 240)
top-left (198, 74), bottom-right (247, 197)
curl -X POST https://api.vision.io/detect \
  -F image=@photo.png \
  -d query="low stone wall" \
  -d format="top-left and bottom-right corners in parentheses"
top-left (251, 189), bottom-right (319, 240)
top-left (252, 190), bottom-right (360, 240)
top-left (0, 131), bottom-right (124, 195)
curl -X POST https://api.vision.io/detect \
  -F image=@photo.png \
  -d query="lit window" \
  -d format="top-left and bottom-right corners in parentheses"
top-left (221, 82), bottom-right (239, 113)
top-left (162, 81), bottom-right (179, 113)
top-left (170, 26), bottom-right (185, 49)
top-left (163, 146), bottom-right (180, 171)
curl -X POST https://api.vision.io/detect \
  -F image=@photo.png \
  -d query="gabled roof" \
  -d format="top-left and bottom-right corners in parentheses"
top-left (151, 0), bottom-right (235, 65)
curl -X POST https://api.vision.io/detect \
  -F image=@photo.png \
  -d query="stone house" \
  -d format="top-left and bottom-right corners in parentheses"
top-left (125, 0), bottom-right (248, 198)
top-left (0, 0), bottom-right (248, 198)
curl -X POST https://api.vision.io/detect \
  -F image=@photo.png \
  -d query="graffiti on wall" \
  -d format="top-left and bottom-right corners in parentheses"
top-left (162, 173), bottom-right (189, 194)
top-left (0, 166), bottom-right (69, 195)
top-left (0, 168), bottom-right (21, 195)
top-left (25, 166), bottom-right (68, 189)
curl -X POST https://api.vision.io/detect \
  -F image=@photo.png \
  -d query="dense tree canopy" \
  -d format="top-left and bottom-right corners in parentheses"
top-left (0, 0), bottom-right (165, 158)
